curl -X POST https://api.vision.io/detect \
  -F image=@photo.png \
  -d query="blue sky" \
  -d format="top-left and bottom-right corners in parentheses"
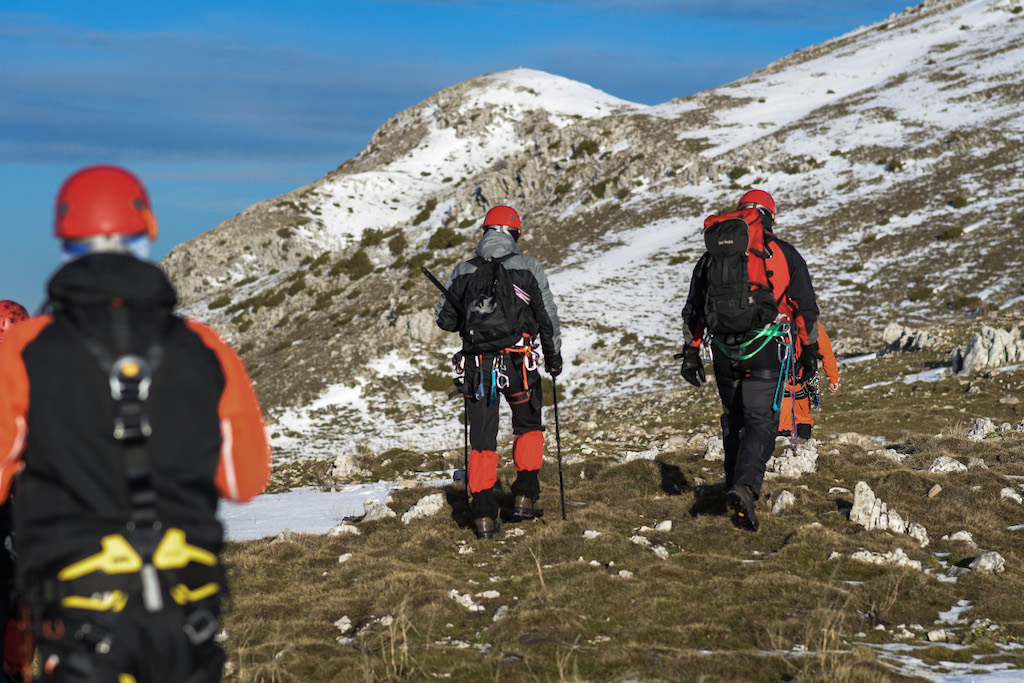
top-left (1, 0), bottom-right (911, 311)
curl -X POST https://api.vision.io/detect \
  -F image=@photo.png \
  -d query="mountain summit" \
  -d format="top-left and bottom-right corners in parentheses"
top-left (162, 0), bottom-right (1024, 459)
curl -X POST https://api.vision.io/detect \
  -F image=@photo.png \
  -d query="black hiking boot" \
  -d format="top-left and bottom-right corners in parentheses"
top-left (473, 516), bottom-right (501, 539)
top-left (727, 485), bottom-right (759, 531)
top-left (512, 495), bottom-right (535, 520)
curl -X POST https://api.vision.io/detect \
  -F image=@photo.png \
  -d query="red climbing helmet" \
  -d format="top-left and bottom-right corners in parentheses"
top-left (737, 189), bottom-right (776, 220)
top-left (483, 205), bottom-right (522, 232)
top-left (0, 300), bottom-right (29, 343)
top-left (55, 165), bottom-right (158, 241)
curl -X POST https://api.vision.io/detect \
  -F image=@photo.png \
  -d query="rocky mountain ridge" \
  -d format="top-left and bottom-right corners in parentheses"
top-left (161, 0), bottom-right (1024, 460)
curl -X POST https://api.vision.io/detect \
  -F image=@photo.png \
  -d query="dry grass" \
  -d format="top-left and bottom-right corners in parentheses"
top-left (220, 420), bottom-right (1024, 681)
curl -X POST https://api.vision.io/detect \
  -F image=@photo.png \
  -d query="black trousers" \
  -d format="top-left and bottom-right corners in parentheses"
top-left (712, 335), bottom-right (786, 497)
top-left (462, 350), bottom-right (543, 519)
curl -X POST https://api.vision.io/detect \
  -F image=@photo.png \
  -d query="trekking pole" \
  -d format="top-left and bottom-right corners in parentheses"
top-left (463, 396), bottom-right (470, 508)
top-left (552, 376), bottom-right (566, 520)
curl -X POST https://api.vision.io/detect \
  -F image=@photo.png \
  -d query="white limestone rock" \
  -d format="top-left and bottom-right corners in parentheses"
top-left (704, 438), bottom-right (725, 461)
top-left (401, 492), bottom-right (445, 524)
top-left (849, 481), bottom-right (930, 547)
top-left (363, 498), bottom-right (397, 521)
top-left (928, 456), bottom-right (968, 473)
top-left (765, 440), bottom-right (819, 478)
top-left (1000, 487), bottom-right (1023, 504)
top-left (966, 418), bottom-right (998, 441)
top-left (849, 547), bottom-right (922, 570)
top-left (772, 490), bottom-right (797, 515)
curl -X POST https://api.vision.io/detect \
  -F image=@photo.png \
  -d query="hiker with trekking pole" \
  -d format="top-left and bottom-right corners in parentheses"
top-left (679, 189), bottom-right (820, 532)
top-left (429, 205), bottom-right (562, 539)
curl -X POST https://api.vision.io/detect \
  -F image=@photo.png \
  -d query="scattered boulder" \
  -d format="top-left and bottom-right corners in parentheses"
top-left (704, 438), bottom-right (725, 461)
top-left (947, 551), bottom-right (1006, 578)
top-left (271, 528), bottom-right (299, 544)
top-left (958, 326), bottom-right (1024, 374)
top-left (400, 492), bottom-right (445, 524)
top-left (966, 418), bottom-right (998, 441)
top-left (849, 547), bottom-right (923, 570)
top-left (1000, 487), bottom-right (1023, 504)
top-left (772, 490), bottom-right (796, 515)
top-left (448, 590), bottom-right (485, 612)
top-left (870, 448), bottom-right (907, 463)
top-left (883, 323), bottom-right (939, 353)
top-left (941, 530), bottom-right (978, 548)
top-left (328, 523), bottom-right (362, 537)
top-left (331, 452), bottom-right (368, 481)
top-left (765, 440), bottom-right (819, 478)
top-left (928, 456), bottom-right (968, 473)
top-left (833, 433), bottom-right (882, 450)
top-left (831, 436), bottom-right (880, 450)
top-left (363, 498), bottom-right (397, 521)
top-left (849, 481), bottom-right (930, 547)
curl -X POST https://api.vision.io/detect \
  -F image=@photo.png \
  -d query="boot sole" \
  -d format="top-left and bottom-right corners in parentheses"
top-left (727, 490), bottom-right (759, 531)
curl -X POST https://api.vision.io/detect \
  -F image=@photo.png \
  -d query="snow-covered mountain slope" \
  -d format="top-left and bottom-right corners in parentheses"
top-left (162, 0), bottom-right (1024, 462)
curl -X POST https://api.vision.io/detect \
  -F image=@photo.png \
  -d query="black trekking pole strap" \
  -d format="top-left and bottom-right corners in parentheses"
top-left (552, 376), bottom-right (566, 520)
top-left (421, 267), bottom-right (465, 317)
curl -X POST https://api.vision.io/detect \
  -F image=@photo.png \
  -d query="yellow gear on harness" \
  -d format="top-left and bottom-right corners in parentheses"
top-left (55, 529), bottom-right (220, 612)
top-left (152, 528), bottom-right (217, 569)
top-left (170, 582), bottom-right (220, 605)
top-left (62, 590), bottom-right (130, 613)
top-left (58, 535), bottom-right (142, 580)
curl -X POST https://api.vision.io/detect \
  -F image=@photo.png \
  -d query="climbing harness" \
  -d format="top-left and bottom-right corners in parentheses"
top-left (712, 321), bottom-right (790, 362)
top-left (38, 307), bottom-right (224, 678)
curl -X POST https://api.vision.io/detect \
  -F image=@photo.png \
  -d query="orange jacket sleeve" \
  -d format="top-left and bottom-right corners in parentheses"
top-left (186, 320), bottom-right (272, 502)
top-left (0, 316), bottom-right (51, 502)
top-left (817, 322), bottom-right (839, 384)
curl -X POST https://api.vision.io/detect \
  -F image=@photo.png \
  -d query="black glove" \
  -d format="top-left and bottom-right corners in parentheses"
top-left (679, 346), bottom-right (705, 387)
top-left (545, 353), bottom-right (563, 377)
top-left (798, 342), bottom-right (821, 382)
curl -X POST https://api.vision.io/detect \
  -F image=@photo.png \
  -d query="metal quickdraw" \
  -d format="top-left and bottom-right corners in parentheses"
top-left (452, 352), bottom-right (466, 387)
top-left (495, 355), bottom-right (510, 391)
top-left (474, 355), bottom-right (485, 401)
top-left (806, 374), bottom-right (821, 409)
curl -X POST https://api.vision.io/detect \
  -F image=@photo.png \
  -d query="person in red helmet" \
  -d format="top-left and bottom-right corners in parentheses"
top-left (0, 302), bottom-right (28, 344)
top-left (0, 300), bottom-right (30, 682)
top-left (434, 205), bottom-right (562, 539)
top-left (778, 321), bottom-right (840, 442)
top-left (0, 165), bottom-right (272, 682)
top-left (680, 189), bottom-right (820, 531)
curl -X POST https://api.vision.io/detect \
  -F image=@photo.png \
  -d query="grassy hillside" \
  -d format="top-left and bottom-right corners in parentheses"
top-left (219, 333), bottom-right (1024, 681)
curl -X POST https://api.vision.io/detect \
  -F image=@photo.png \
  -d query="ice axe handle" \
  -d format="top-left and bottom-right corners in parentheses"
top-left (421, 267), bottom-right (464, 317)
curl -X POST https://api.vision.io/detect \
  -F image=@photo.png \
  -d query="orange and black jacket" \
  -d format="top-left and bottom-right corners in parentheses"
top-left (0, 254), bottom-right (271, 583)
top-left (681, 233), bottom-right (820, 353)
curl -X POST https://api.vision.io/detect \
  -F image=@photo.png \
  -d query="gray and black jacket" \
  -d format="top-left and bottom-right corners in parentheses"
top-left (434, 230), bottom-right (561, 362)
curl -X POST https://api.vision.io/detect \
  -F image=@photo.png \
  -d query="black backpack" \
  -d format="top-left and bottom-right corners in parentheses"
top-left (702, 208), bottom-right (778, 335)
top-left (461, 254), bottom-right (525, 351)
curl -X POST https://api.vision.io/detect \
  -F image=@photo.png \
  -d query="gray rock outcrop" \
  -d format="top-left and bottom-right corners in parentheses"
top-left (958, 327), bottom-right (1024, 375)
top-left (849, 481), bottom-right (930, 547)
